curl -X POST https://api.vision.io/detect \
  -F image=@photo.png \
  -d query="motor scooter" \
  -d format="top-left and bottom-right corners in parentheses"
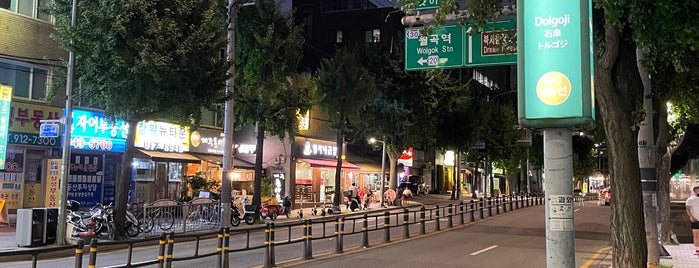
top-left (231, 204), bottom-right (241, 226)
top-left (66, 200), bottom-right (107, 237)
top-left (240, 197), bottom-right (258, 225)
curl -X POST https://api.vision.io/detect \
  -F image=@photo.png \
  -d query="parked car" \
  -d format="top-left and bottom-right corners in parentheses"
top-left (599, 188), bottom-right (611, 206)
top-left (573, 189), bottom-right (584, 197)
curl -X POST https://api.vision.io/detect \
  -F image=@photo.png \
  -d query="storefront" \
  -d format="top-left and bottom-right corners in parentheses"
top-left (291, 137), bottom-right (359, 204)
top-left (68, 109), bottom-right (129, 207)
top-left (130, 120), bottom-right (199, 203)
top-left (0, 100), bottom-right (62, 210)
top-left (187, 128), bottom-right (255, 198)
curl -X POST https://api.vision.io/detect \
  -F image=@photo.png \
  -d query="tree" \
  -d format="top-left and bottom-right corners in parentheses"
top-left (234, 0), bottom-right (315, 211)
top-left (50, 0), bottom-right (229, 238)
top-left (404, 0), bottom-right (697, 267)
top-left (317, 45), bottom-right (379, 209)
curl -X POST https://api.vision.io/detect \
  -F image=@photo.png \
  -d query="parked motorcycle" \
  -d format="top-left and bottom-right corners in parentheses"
top-left (240, 197), bottom-right (258, 225)
top-left (231, 203), bottom-right (241, 227)
top-left (66, 200), bottom-right (106, 238)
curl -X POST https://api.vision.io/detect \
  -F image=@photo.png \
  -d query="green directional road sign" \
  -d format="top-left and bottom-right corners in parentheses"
top-left (467, 20), bottom-right (517, 66)
top-left (415, 0), bottom-right (440, 10)
top-left (405, 25), bottom-right (464, 71)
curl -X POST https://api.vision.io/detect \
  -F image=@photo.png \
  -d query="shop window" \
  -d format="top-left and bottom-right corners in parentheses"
top-left (365, 29), bottom-right (380, 43)
top-left (168, 162), bottom-right (183, 182)
top-left (1, 0), bottom-right (52, 22)
top-left (133, 159), bottom-right (155, 181)
top-left (0, 60), bottom-right (50, 100)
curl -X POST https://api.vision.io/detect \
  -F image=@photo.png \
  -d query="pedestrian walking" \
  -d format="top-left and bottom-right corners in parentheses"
top-left (401, 187), bottom-right (413, 206)
top-left (686, 186), bottom-right (699, 255)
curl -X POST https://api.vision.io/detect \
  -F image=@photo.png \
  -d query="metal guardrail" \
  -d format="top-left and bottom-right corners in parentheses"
top-left (0, 194), bottom-right (546, 268)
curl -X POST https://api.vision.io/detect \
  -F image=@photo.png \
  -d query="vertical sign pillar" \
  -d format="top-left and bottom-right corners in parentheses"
top-left (518, 0), bottom-right (594, 267)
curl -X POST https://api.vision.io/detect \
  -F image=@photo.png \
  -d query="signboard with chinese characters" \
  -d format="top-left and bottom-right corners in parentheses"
top-left (8, 102), bottom-right (62, 147)
top-left (0, 85), bottom-right (12, 168)
top-left (405, 25), bottom-right (464, 70)
top-left (135, 121), bottom-right (190, 153)
top-left (71, 109), bottom-right (128, 152)
top-left (44, 159), bottom-right (61, 207)
top-left (467, 20), bottom-right (517, 66)
top-left (518, 0), bottom-right (594, 128)
top-left (68, 154), bottom-right (103, 207)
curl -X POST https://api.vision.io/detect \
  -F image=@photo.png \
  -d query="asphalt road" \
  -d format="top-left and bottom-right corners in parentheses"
top-left (1, 198), bottom-right (606, 268)
top-left (284, 201), bottom-right (611, 268)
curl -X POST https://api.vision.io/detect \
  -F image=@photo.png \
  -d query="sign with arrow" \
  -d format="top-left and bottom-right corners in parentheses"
top-left (405, 25), bottom-right (464, 71)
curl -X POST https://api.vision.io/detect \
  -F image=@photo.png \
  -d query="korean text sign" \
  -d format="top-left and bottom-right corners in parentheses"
top-left (71, 109), bottom-right (128, 152)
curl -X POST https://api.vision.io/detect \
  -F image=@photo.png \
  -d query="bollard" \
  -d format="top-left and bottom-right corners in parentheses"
top-left (306, 220), bottom-right (316, 259)
top-left (495, 198), bottom-right (500, 215)
top-left (335, 218), bottom-right (344, 253)
top-left (403, 208), bottom-right (410, 239)
top-left (521, 195), bottom-right (525, 208)
top-left (488, 198), bottom-right (493, 217)
top-left (447, 204), bottom-right (453, 228)
top-left (165, 232), bottom-right (175, 268)
top-left (383, 211), bottom-right (391, 243)
top-left (459, 201), bottom-right (465, 225)
top-left (269, 223), bottom-right (276, 266)
top-left (302, 220), bottom-right (309, 259)
top-left (361, 214), bottom-right (369, 248)
top-left (503, 196), bottom-right (508, 213)
top-left (88, 238), bottom-right (98, 268)
top-left (263, 222), bottom-right (276, 267)
top-left (469, 200), bottom-right (476, 222)
top-left (420, 206), bottom-right (426, 235)
top-left (157, 232), bottom-right (167, 268)
top-left (479, 198), bottom-right (485, 219)
top-left (509, 196), bottom-right (514, 211)
top-left (223, 227), bottom-right (231, 268)
top-left (215, 228), bottom-right (223, 268)
top-left (435, 205), bottom-right (441, 231)
top-left (74, 239), bottom-right (84, 268)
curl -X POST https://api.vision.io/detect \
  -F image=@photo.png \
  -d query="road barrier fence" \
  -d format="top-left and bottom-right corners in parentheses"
top-left (1, 194), bottom-right (548, 268)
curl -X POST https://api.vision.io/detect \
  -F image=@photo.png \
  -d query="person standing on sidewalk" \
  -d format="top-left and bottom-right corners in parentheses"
top-left (685, 186), bottom-right (699, 255)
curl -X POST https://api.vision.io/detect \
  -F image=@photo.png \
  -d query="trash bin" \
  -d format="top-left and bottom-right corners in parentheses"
top-left (16, 208), bottom-right (45, 247)
top-left (44, 208), bottom-right (58, 244)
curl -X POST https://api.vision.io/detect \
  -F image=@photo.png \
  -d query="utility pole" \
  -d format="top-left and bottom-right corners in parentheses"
top-left (56, 0), bottom-right (77, 246)
top-left (636, 48), bottom-right (660, 267)
top-left (543, 129), bottom-right (575, 267)
top-left (221, 0), bottom-right (238, 228)
top-left (222, 0), bottom-right (255, 228)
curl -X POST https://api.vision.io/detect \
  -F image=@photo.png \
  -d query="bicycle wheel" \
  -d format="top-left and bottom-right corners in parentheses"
top-left (186, 211), bottom-right (201, 225)
top-left (126, 222), bottom-right (140, 237)
top-left (142, 214), bottom-right (154, 233)
top-left (158, 211), bottom-right (175, 231)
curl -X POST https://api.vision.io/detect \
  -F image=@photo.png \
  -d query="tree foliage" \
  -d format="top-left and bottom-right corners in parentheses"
top-left (317, 45), bottom-right (379, 206)
top-left (49, 0), bottom-right (229, 239)
top-left (235, 0), bottom-right (315, 208)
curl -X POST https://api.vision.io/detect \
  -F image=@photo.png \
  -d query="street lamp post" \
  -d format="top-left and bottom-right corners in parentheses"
top-left (369, 138), bottom-right (386, 207)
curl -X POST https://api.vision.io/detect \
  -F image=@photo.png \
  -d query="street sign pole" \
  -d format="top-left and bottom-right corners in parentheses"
top-left (543, 129), bottom-right (575, 267)
top-left (56, 0), bottom-right (77, 246)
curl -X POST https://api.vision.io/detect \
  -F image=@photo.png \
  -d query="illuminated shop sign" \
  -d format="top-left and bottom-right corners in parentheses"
top-left (0, 85), bottom-right (11, 167)
top-left (70, 109), bottom-right (128, 152)
top-left (189, 129), bottom-right (256, 155)
top-left (302, 140), bottom-right (337, 158)
top-left (135, 121), bottom-right (190, 153)
top-left (9, 102), bottom-right (62, 147)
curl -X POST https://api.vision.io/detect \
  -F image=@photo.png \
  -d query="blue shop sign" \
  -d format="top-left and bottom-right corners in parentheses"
top-left (70, 109), bottom-right (128, 152)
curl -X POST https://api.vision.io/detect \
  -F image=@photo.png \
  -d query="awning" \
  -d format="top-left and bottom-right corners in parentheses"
top-left (135, 149), bottom-right (200, 163)
top-left (297, 158), bottom-right (360, 170)
top-left (189, 153), bottom-right (255, 169)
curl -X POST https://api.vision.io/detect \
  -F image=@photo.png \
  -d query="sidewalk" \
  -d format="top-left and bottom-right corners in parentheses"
top-left (580, 241), bottom-right (697, 268)
top-left (0, 194), bottom-right (459, 252)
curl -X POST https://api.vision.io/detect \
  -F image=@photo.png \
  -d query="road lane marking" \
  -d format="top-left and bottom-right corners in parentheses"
top-left (469, 245), bottom-right (498, 256)
top-left (580, 246), bottom-right (612, 268)
top-left (574, 209), bottom-right (581, 213)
